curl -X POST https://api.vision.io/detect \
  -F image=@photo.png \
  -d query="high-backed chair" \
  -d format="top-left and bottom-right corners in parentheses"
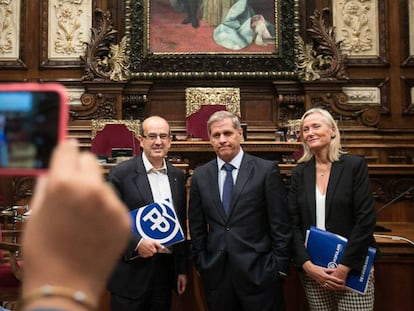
top-left (91, 119), bottom-right (141, 159)
top-left (185, 88), bottom-right (241, 140)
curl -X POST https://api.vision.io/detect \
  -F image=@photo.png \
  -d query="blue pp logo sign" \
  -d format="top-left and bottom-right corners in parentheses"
top-left (132, 199), bottom-right (184, 246)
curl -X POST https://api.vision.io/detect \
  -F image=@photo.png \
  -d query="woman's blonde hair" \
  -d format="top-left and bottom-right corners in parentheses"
top-left (297, 107), bottom-right (346, 163)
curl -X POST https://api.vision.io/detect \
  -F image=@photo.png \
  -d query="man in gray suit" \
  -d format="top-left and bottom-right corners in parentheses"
top-left (189, 110), bottom-right (292, 311)
top-left (107, 116), bottom-right (188, 311)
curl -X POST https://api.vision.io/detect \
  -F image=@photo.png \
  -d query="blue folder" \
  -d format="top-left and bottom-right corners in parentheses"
top-left (306, 226), bottom-right (376, 294)
top-left (130, 198), bottom-right (185, 247)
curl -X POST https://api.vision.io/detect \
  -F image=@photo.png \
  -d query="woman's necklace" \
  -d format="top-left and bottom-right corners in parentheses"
top-left (317, 162), bottom-right (331, 177)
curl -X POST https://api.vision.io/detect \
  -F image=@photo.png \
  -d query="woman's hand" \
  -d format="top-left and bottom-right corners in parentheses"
top-left (302, 260), bottom-right (347, 290)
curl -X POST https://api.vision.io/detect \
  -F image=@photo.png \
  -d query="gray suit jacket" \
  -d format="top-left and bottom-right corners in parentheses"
top-left (189, 153), bottom-right (292, 292)
top-left (107, 155), bottom-right (188, 299)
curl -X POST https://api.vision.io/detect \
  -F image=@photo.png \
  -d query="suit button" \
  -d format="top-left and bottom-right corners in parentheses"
top-left (225, 227), bottom-right (230, 231)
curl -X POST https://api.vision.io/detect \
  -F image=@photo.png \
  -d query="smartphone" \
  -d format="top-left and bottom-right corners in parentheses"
top-left (0, 83), bottom-right (68, 175)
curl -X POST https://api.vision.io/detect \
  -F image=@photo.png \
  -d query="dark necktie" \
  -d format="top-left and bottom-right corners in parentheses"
top-left (222, 163), bottom-right (234, 216)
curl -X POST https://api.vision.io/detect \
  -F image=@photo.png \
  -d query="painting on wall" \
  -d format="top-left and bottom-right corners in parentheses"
top-left (126, 0), bottom-right (299, 79)
top-left (149, 0), bottom-right (276, 54)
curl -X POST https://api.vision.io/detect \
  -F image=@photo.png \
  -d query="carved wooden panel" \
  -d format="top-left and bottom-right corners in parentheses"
top-left (333, 0), bottom-right (388, 65)
top-left (40, 0), bottom-right (93, 68)
top-left (0, 0), bottom-right (26, 68)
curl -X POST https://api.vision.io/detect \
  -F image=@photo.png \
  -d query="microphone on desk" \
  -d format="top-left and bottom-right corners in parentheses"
top-left (374, 185), bottom-right (414, 232)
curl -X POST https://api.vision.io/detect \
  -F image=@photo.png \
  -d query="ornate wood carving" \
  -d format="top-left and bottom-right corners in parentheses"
top-left (185, 88), bottom-right (241, 117)
top-left (0, 0), bottom-right (26, 68)
top-left (296, 8), bottom-right (348, 81)
top-left (295, 8), bottom-right (381, 127)
top-left (40, 0), bottom-right (93, 68)
top-left (122, 94), bottom-right (148, 120)
top-left (371, 176), bottom-right (414, 205)
top-left (12, 177), bottom-right (34, 203)
top-left (305, 88), bottom-right (380, 127)
top-left (81, 9), bottom-right (130, 82)
top-left (69, 82), bottom-right (123, 120)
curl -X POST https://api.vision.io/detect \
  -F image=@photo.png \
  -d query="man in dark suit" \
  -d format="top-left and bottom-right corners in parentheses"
top-left (107, 116), bottom-right (188, 311)
top-left (189, 110), bottom-right (292, 311)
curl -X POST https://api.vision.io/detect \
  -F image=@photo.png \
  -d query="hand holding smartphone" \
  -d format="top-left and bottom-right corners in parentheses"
top-left (0, 83), bottom-right (68, 175)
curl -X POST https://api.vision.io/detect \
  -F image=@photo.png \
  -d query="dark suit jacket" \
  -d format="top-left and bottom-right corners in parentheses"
top-left (189, 153), bottom-right (292, 293)
top-left (288, 154), bottom-right (378, 273)
top-left (106, 156), bottom-right (188, 299)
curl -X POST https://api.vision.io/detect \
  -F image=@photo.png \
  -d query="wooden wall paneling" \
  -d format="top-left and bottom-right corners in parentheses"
top-left (146, 83), bottom-right (187, 126)
top-left (122, 81), bottom-right (152, 120)
top-left (374, 257), bottom-right (414, 311)
top-left (0, 177), bottom-right (16, 209)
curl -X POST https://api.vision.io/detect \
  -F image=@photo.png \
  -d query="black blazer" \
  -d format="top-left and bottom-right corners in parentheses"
top-left (189, 153), bottom-right (292, 292)
top-left (288, 154), bottom-right (378, 273)
top-left (106, 156), bottom-right (188, 299)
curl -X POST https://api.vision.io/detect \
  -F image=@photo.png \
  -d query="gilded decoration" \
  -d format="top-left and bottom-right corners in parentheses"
top-left (81, 9), bottom-right (130, 82)
top-left (296, 8), bottom-right (348, 81)
top-left (91, 119), bottom-right (141, 139)
top-left (185, 87), bottom-right (241, 118)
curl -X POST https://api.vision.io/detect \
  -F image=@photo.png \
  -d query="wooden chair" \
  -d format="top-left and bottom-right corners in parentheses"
top-left (185, 87), bottom-right (241, 140)
top-left (90, 119), bottom-right (141, 159)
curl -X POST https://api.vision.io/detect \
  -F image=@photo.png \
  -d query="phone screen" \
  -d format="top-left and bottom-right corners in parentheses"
top-left (0, 84), bottom-right (67, 175)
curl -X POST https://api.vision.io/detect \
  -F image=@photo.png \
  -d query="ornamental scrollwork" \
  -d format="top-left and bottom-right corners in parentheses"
top-left (81, 9), bottom-right (130, 82)
top-left (296, 8), bottom-right (348, 81)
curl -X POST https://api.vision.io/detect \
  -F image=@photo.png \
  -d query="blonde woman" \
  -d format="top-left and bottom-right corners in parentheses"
top-left (288, 108), bottom-right (378, 310)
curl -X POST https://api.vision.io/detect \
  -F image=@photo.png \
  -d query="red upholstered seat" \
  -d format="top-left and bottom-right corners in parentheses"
top-left (0, 262), bottom-right (20, 288)
top-left (186, 105), bottom-right (226, 140)
top-left (185, 88), bottom-right (241, 141)
top-left (90, 120), bottom-right (141, 158)
top-left (0, 226), bottom-right (22, 303)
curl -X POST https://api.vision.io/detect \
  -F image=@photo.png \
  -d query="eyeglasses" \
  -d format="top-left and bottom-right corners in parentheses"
top-left (142, 133), bottom-right (170, 141)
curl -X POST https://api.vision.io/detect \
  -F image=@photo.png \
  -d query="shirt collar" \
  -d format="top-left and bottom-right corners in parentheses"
top-left (142, 152), bottom-right (167, 174)
top-left (217, 148), bottom-right (244, 170)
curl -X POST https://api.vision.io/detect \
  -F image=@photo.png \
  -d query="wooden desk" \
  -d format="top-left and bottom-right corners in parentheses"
top-left (374, 222), bottom-right (414, 254)
top-left (170, 141), bottom-right (302, 153)
top-left (372, 222), bottom-right (414, 311)
top-left (100, 162), bottom-right (189, 175)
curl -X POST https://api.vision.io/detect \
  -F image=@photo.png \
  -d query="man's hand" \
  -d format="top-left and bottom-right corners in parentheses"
top-left (136, 238), bottom-right (165, 257)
